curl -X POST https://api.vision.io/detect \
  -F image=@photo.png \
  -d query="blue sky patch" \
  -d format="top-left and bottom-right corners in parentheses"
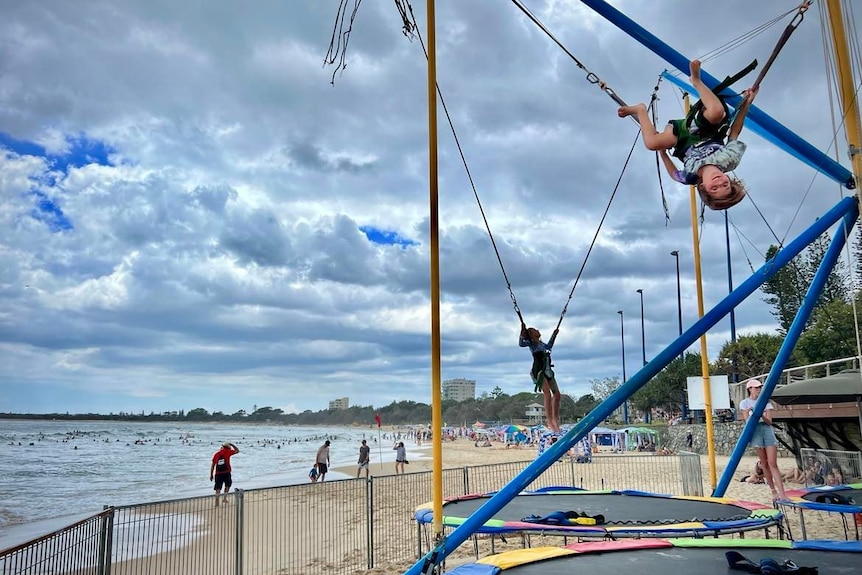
top-left (29, 190), bottom-right (73, 232)
top-left (359, 225), bottom-right (416, 248)
top-left (0, 131), bottom-right (114, 173)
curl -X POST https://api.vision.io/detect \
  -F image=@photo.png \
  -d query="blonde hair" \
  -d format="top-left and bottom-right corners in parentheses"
top-left (698, 177), bottom-right (747, 210)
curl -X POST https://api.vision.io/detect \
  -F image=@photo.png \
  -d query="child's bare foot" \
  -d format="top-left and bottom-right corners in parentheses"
top-left (689, 59), bottom-right (702, 81)
top-left (617, 104), bottom-right (645, 118)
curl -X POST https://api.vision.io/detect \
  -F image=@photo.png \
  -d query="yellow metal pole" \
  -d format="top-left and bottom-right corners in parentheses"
top-left (684, 94), bottom-right (718, 490)
top-left (825, 0), bottom-right (862, 193)
top-left (425, 0), bottom-right (444, 542)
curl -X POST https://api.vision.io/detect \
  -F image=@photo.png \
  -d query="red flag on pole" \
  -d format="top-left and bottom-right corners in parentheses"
top-left (374, 413), bottom-right (382, 428)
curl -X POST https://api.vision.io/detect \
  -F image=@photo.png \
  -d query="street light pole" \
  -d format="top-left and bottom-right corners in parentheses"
top-left (636, 289), bottom-right (646, 366)
top-left (671, 250), bottom-right (687, 421)
top-left (670, 251), bottom-right (682, 336)
top-left (724, 212), bottom-right (739, 383)
top-left (636, 289), bottom-right (648, 423)
top-left (617, 310), bottom-right (628, 424)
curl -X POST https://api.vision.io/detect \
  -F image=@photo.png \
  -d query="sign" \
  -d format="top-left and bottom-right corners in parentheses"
top-left (686, 374), bottom-right (731, 410)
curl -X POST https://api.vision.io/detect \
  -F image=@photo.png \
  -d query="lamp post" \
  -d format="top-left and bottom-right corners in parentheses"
top-left (636, 289), bottom-right (646, 366)
top-left (636, 289), bottom-right (648, 423)
top-left (671, 250), bottom-right (687, 421)
top-left (617, 310), bottom-right (628, 424)
top-left (670, 251), bottom-right (682, 336)
top-left (724, 212), bottom-right (739, 383)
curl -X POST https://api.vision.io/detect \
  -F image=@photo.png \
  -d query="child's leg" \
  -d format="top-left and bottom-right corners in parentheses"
top-left (689, 60), bottom-right (725, 125)
top-left (541, 384), bottom-right (553, 430)
top-left (618, 103), bottom-right (677, 151)
top-left (552, 390), bottom-right (561, 430)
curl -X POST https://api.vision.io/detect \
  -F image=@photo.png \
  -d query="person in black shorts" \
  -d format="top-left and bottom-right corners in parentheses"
top-left (315, 440), bottom-right (331, 482)
top-left (210, 441), bottom-right (240, 506)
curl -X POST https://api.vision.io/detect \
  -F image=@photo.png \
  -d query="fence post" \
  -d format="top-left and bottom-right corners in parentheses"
top-left (234, 489), bottom-right (244, 575)
top-left (367, 477), bottom-right (374, 569)
top-left (463, 466), bottom-right (470, 495)
top-left (98, 506), bottom-right (114, 575)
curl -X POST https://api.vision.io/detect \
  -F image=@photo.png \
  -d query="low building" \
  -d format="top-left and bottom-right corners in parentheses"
top-left (526, 402), bottom-right (544, 424)
top-left (329, 397), bottom-right (349, 410)
top-left (442, 378), bottom-right (476, 402)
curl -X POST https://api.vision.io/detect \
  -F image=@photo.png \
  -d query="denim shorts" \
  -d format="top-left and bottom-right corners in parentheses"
top-left (749, 422), bottom-right (777, 448)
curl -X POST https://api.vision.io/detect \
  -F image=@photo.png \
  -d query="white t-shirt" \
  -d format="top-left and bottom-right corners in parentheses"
top-left (739, 397), bottom-right (772, 421)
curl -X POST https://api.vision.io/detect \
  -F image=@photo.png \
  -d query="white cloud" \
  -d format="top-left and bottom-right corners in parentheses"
top-left (0, 0), bottom-right (857, 415)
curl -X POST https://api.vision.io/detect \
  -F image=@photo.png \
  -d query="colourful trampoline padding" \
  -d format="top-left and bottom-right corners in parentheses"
top-left (781, 483), bottom-right (862, 513)
top-left (443, 539), bottom-right (862, 574)
top-left (416, 488), bottom-right (777, 536)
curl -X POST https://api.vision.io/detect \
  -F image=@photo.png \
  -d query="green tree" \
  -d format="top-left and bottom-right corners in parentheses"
top-left (714, 332), bottom-right (801, 381)
top-left (761, 245), bottom-right (807, 333)
top-left (572, 394), bottom-right (600, 419)
top-left (761, 234), bottom-right (849, 334)
top-left (186, 407), bottom-right (210, 420)
top-left (796, 297), bottom-right (860, 363)
top-left (630, 353), bottom-right (702, 416)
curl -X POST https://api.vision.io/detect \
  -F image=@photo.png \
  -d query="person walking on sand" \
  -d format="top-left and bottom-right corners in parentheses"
top-left (210, 441), bottom-right (239, 506)
top-left (315, 440), bottom-right (331, 482)
top-left (394, 441), bottom-right (407, 475)
top-left (356, 439), bottom-right (370, 478)
top-left (739, 379), bottom-right (787, 500)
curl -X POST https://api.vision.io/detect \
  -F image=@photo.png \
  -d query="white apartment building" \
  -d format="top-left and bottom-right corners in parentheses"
top-left (328, 397), bottom-right (349, 410)
top-left (442, 378), bottom-right (476, 402)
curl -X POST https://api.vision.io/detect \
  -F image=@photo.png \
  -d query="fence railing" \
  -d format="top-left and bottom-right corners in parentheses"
top-left (2, 452), bottom-right (701, 575)
top-left (799, 448), bottom-right (862, 487)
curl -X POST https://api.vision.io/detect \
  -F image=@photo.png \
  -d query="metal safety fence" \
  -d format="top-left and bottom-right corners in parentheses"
top-left (2, 452), bottom-right (701, 575)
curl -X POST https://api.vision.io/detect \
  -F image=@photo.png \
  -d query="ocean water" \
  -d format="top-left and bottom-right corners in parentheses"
top-left (0, 419), bottom-right (416, 549)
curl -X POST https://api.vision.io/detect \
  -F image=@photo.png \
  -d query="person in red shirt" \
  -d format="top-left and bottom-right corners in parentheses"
top-left (209, 442), bottom-right (240, 506)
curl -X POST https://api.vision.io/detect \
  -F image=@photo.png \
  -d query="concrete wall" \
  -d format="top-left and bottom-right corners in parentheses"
top-left (663, 421), bottom-right (792, 458)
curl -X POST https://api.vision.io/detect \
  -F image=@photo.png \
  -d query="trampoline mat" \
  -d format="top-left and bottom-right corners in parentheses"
top-left (801, 488), bottom-right (862, 505)
top-left (438, 492), bottom-right (757, 525)
top-left (497, 547), bottom-right (859, 574)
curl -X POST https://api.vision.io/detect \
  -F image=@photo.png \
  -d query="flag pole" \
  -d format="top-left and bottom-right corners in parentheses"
top-left (374, 413), bottom-right (383, 470)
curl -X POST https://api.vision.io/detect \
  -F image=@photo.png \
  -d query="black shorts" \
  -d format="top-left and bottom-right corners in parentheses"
top-left (214, 472), bottom-right (232, 491)
top-left (317, 463), bottom-right (328, 474)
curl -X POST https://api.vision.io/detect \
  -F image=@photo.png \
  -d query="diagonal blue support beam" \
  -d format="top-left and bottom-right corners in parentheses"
top-left (402, 196), bottom-right (858, 575)
top-left (714, 203), bottom-right (858, 497)
top-left (581, 0), bottom-right (855, 189)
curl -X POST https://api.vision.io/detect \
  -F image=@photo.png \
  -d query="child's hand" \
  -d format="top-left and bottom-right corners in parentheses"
top-left (741, 86), bottom-right (759, 101)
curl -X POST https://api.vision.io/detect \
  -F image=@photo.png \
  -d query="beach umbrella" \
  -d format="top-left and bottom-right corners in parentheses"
top-left (472, 421), bottom-right (485, 428)
top-left (505, 424), bottom-right (527, 433)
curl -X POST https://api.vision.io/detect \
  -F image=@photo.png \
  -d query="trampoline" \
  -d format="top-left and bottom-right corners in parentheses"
top-left (442, 539), bottom-right (862, 575)
top-left (415, 487), bottom-right (782, 538)
top-left (776, 483), bottom-right (862, 540)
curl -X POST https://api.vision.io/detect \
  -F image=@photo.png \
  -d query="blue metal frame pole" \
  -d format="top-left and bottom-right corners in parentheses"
top-left (402, 196), bottom-right (856, 575)
top-left (713, 206), bottom-right (858, 497)
top-left (581, 0), bottom-right (854, 189)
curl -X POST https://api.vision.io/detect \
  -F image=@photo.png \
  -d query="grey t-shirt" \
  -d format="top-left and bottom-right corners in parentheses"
top-left (672, 139), bottom-right (747, 184)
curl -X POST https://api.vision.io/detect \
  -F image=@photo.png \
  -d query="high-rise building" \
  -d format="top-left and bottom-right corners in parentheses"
top-left (442, 378), bottom-right (476, 402)
top-left (329, 397), bottom-right (349, 410)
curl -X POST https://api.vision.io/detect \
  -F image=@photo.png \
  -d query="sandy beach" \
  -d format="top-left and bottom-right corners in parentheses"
top-left (83, 435), bottom-right (854, 575)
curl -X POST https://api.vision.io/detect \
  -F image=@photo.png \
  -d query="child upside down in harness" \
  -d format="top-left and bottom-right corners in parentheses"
top-left (618, 59), bottom-right (759, 211)
top-left (519, 323), bottom-right (561, 432)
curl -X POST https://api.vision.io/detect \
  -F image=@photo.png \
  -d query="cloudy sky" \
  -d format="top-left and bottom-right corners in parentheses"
top-left (1, 0), bottom-right (859, 416)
